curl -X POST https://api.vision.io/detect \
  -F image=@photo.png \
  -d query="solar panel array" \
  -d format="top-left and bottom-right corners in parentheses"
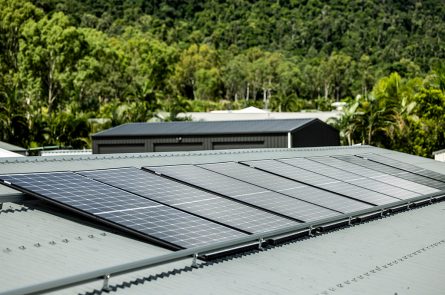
top-left (199, 162), bottom-right (372, 213)
top-left (146, 165), bottom-right (341, 222)
top-left (1, 150), bottom-right (444, 253)
top-left (243, 159), bottom-right (399, 206)
top-left (279, 157), bottom-right (420, 200)
top-left (0, 172), bottom-right (246, 249)
top-left (359, 153), bottom-right (445, 183)
top-left (308, 156), bottom-right (440, 195)
top-left (79, 167), bottom-right (296, 234)
top-left (335, 155), bottom-right (445, 190)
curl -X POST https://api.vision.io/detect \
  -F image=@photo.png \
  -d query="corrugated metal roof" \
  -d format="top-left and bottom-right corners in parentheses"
top-left (0, 201), bottom-right (190, 295)
top-left (108, 201), bottom-right (445, 295)
top-left (92, 118), bottom-right (317, 138)
top-left (0, 145), bottom-right (444, 294)
top-left (0, 148), bottom-right (24, 158)
top-left (177, 110), bottom-right (341, 122)
top-left (0, 141), bottom-right (26, 152)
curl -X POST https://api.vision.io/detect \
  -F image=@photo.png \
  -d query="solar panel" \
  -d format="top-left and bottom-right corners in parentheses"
top-left (145, 165), bottom-right (341, 222)
top-left (334, 155), bottom-right (445, 191)
top-left (309, 156), bottom-right (440, 195)
top-left (243, 159), bottom-right (398, 206)
top-left (199, 162), bottom-right (372, 213)
top-left (79, 167), bottom-right (295, 234)
top-left (0, 172), bottom-right (246, 249)
top-left (359, 153), bottom-right (445, 183)
top-left (278, 158), bottom-right (420, 200)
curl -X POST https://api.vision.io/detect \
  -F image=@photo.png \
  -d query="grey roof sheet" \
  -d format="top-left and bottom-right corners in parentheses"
top-left (0, 141), bottom-right (26, 152)
top-left (111, 201), bottom-right (445, 295)
top-left (0, 202), bottom-right (189, 295)
top-left (92, 118), bottom-right (317, 138)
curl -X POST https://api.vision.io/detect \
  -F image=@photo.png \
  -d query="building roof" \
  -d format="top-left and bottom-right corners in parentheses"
top-left (0, 141), bottom-right (26, 152)
top-left (113, 201), bottom-right (445, 295)
top-left (1, 145), bottom-right (444, 294)
top-left (178, 109), bottom-right (341, 122)
top-left (0, 147), bottom-right (24, 158)
top-left (433, 148), bottom-right (445, 155)
top-left (40, 149), bottom-right (92, 156)
top-left (92, 118), bottom-right (322, 138)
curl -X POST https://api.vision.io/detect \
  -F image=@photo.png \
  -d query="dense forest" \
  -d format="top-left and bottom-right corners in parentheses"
top-left (1, 0), bottom-right (444, 156)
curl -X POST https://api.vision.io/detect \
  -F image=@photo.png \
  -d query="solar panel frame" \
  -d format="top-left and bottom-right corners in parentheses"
top-left (78, 167), bottom-right (296, 234)
top-left (0, 171), bottom-right (247, 249)
top-left (199, 162), bottom-right (373, 214)
top-left (277, 157), bottom-right (420, 200)
top-left (242, 159), bottom-right (399, 206)
top-left (144, 165), bottom-right (341, 222)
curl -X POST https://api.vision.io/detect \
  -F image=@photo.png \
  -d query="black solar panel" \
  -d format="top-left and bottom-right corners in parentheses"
top-left (309, 156), bottom-right (440, 195)
top-left (200, 162), bottom-right (372, 214)
top-left (79, 167), bottom-right (295, 234)
top-left (335, 155), bottom-right (445, 191)
top-left (360, 153), bottom-right (445, 183)
top-left (278, 158), bottom-right (420, 200)
top-left (243, 160), bottom-right (398, 206)
top-left (0, 172), bottom-right (246, 249)
top-left (145, 165), bottom-right (341, 222)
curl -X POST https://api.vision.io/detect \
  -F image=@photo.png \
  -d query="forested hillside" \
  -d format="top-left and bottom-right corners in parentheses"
top-left (1, 0), bottom-right (444, 156)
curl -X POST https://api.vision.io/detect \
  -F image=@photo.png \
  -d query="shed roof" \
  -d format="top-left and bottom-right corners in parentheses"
top-left (92, 118), bottom-right (320, 138)
top-left (1, 145), bottom-right (444, 294)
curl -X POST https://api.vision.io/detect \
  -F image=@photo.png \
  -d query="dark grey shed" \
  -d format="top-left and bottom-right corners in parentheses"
top-left (92, 118), bottom-right (340, 154)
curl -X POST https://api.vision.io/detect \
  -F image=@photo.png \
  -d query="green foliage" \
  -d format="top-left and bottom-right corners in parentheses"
top-left (0, 0), bottom-right (444, 156)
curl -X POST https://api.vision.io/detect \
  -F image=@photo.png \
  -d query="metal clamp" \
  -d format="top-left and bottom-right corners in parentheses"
top-left (348, 217), bottom-right (353, 226)
top-left (102, 274), bottom-right (111, 291)
top-left (192, 253), bottom-right (198, 267)
top-left (308, 226), bottom-right (314, 237)
top-left (258, 237), bottom-right (265, 250)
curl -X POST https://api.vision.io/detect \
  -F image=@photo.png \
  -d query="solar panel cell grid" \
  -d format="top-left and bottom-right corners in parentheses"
top-left (0, 172), bottom-right (246, 249)
top-left (335, 155), bottom-right (445, 191)
top-left (278, 158), bottom-right (419, 200)
top-left (244, 159), bottom-right (398, 206)
top-left (146, 165), bottom-right (341, 222)
top-left (79, 167), bottom-right (296, 234)
top-left (200, 162), bottom-right (372, 213)
top-left (361, 153), bottom-right (445, 183)
top-left (309, 155), bottom-right (440, 195)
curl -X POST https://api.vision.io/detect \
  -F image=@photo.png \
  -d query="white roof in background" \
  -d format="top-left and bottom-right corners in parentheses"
top-left (0, 147), bottom-right (24, 158)
top-left (433, 149), bottom-right (445, 155)
top-left (40, 149), bottom-right (92, 157)
top-left (179, 107), bottom-right (341, 122)
top-left (210, 106), bottom-right (269, 113)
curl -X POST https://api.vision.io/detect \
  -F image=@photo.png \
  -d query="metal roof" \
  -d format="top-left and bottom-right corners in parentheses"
top-left (0, 148), bottom-right (24, 158)
top-left (92, 118), bottom-right (319, 138)
top-left (0, 141), bottom-right (26, 152)
top-left (0, 145), bottom-right (444, 294)
top-left (177, 110), bottom-right (341, 122)
top-left (121, 201), bottom-right (445, 295)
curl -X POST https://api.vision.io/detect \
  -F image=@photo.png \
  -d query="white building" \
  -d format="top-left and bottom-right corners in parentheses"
top-left (433, 149), bottom-right (445, 162)
top-left (0, 147), bottom-right (24, 158)
top-left (178, 106), bottom-right (341, 122)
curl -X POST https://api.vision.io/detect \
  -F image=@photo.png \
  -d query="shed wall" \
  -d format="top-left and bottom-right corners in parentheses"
top-left (93, 134), bottom-right (287, 154)
top-left (291, 121), bottom-right (340, 147)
